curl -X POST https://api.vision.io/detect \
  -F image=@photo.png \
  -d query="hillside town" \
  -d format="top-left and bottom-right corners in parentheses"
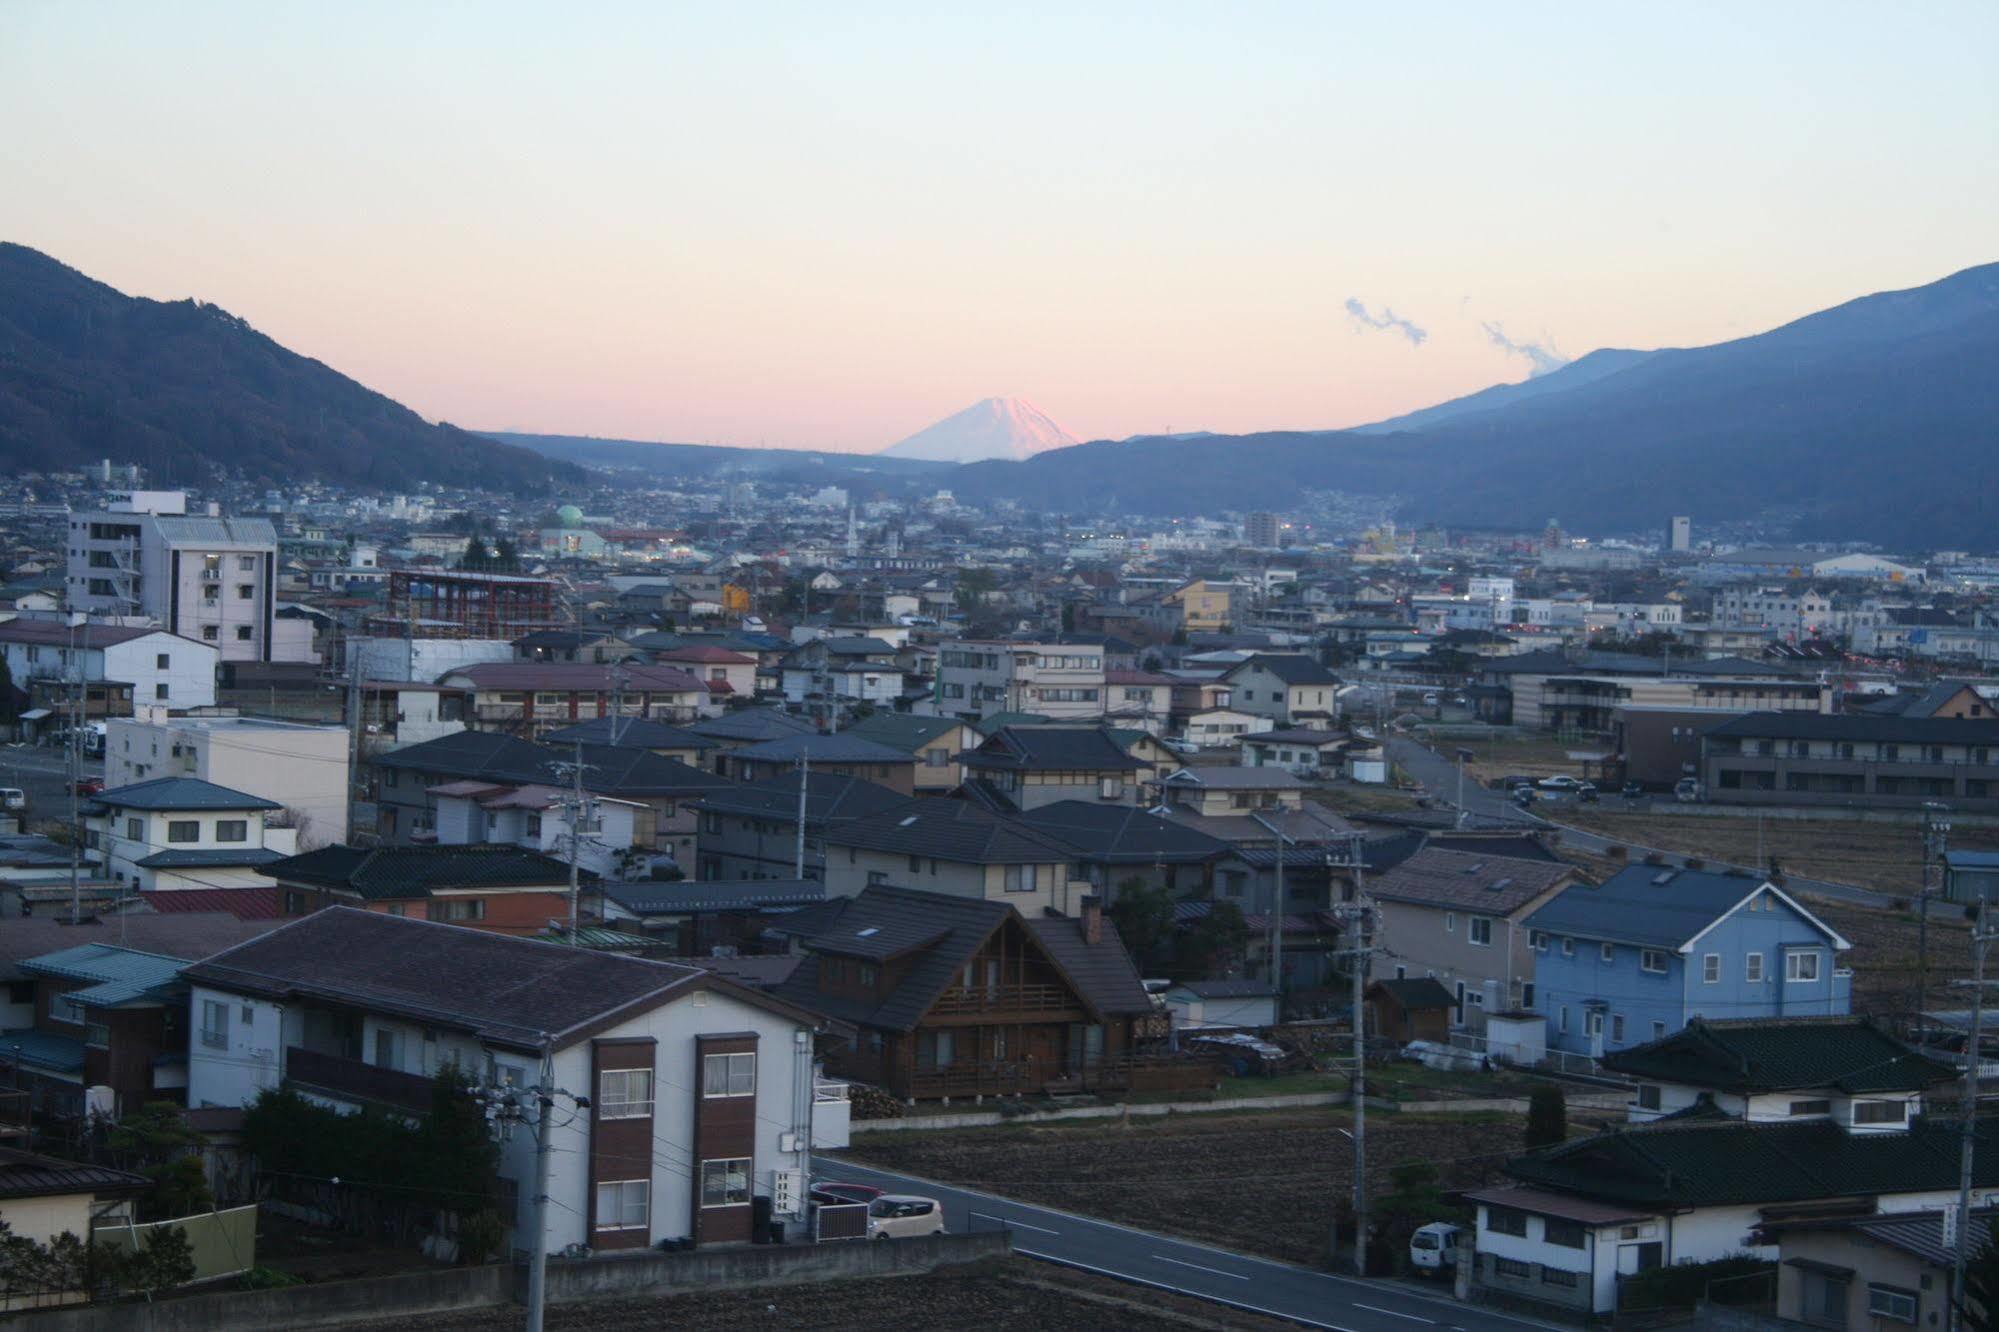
top-left (0, 461), bottom-right (1994, 1327)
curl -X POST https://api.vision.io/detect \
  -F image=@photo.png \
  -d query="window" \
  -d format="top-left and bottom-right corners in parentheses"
top-left (595, 1179), bottom-right (650, 1230)
top-left (236, 584), bottom-right (254, 599)
top-left (155, 683), bottom-right (170, 700)
top-left (1652, 1021), bottom-right (1666, 1040)
top-left (1700, 953), bottom-right (1719, 983)
top-left (1641, 949), bottom-right (1669, 975)
top-left (167, 820), bottom-right (199, 843)
top-left (1544, 1219), bottom-right (1586, 1249)
top-left (1599, 942), bottom-right (1614, 963)
top-left (1486, 1206), bottom-right (1528, 1237)
top-left (599, 1069), bottom-right (655, 1118)
top-left (1854, 1100), bottom-right (1907, 1126)
top-left (1868, 1283), bottom-right (1919, 1323)
top-left (125, 817), bottom-right (143, 841)
top-left (239, 555), bottom-right (256, 572)
top-left (235, 625), bottom-right (253, 641)
top-left (437, 898), bottom-right (486, 922)
top-left (215, 819), bottom-right (248, 843)
top-left (1493, 1257), bottom-right (1531, 1279)
top-left (202, 625), bottom-right (219, 642)
top-left (374, 1028), bottom-right (401, 1069)
top-left (1444, 912), bottom-right (1456, 933)
top-left (702, 1051), bottom-right (756, 1097)
top-left (1611, 1014), bottom-right (1626, 1042)
top-left (1561, 937), bottom-right (1575, 958)
top-left (1469, 917), bottom-right (1492, 946)
top-left (1789, 1099), bottom-right (1831, 1116)
top-left (52, 993), bottom-right (88, 1025)
top-left (1003, 865), bottom-right (1033, 893)
top-left (1529, 930), bottom-right (1547, 951)
top-left (156, 653), bottom-right (170, 669)
top-left (1637, 1084), bottom-right (1662, 1111)
top-left (1745, 952), bottom-right (1765, 983)
top-left (1786, 951), bottom-right (1822, 983)
top-left (200, 999), bottom-right (229, 1048)
top-left (700, 1158), bottom-right (750, 1208)
top-left (1559, 1006), bottom-right (1569, 1033)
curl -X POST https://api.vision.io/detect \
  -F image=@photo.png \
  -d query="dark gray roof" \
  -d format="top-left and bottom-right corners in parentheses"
top-left (543, 716), bottom-right (718, 751)
top-left (1708, 711), bottom-right (1999, 744)
top-left (1600, 1017), bottom-right (1954, 1094)
top-left (1367, 846), bottom-right (1576, 916)
top-left (1523, 865), bottom-right (1847, 952)
top-left (269, 845), bottom-right (583, 900)
top-left (964, 726), bottom-right (1143, 774)
top-left (685, 708), bottom-right (816, 743)
top-left (1017, 800), bottom-right (1230, 865)
top-left (134, 848), bottom-right (287, 870)
top-left (1482, 649), bottom-right (1797, 679)
top-left (373, 730), bottom-right (734, 798)
top-left (0, 914), bottom-right (282, 973)
top-left (727, 733), bottom-right (913, 765)
top-left (92, 778), bottom-right (281, 813)
top-left (0, 1147), bottom-right (148, 1202)
top-left (1368, 977), bottom-right (1456, 1010)
top-left (1225, 654), bottom-right (1338, 686)
top-left (824, 800), bottom-right (1074, 864)
top-left (602, 879), bottom-right (825, 915)
top-left (181, 908), bottom-right (806, 1052)
top-left (842, 713), bottom-right (972, 753)
top-left (689, 772), bottom-right (909, 824)
top-left (1172, 979), bottom-right (1276, 999)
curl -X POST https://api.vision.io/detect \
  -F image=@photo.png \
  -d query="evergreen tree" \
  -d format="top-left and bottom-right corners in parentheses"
top-left (0, 651), bottom-right (14, 726)
top-left (1963, 1217), bottom-right (1999, 1330)
top-left (459, 536), bottom-right (490, 571)
top-left (1105, 877), bottom-right (1176, 973)
top-left (1525, 1084), bottom-right (1568, 1148)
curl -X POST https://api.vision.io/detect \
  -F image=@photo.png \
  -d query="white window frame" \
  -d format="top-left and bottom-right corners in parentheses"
top-left (1700, 953), bottom-right (1719, 983)
top-left (1640, 949), bottom-right (1669, 975)
top-left (1561, 937), bottom-right (1575, 958)
top-left (594, 1178), bottom-right (649, 1230)
top-left (700, 1157), bottom-right (751, 1208)
top-left (1599, 942), bottom-right (1615, 964)
top-left (1745, 952), bottom-right (1765, 983)
top-left (200, 998), bottom-right (229, 1049)
top-left (702, 1051), bottom-right (757, 1098)
top-left (1444, 912), bottom-right (1456, 933)
top-left (1866, 1284), bottom-right (1917, 1323)
top-left (599, 1068), bottom-right (655, 1119)
top-left (52, 993), bottom-right (88, 1025)
top-left (1469, 916), bottom-right (1493, 947)
top-left (1529, 930), bottom-right (1547, 951)
top-left (1786, 951), bottom-right (1822, 983)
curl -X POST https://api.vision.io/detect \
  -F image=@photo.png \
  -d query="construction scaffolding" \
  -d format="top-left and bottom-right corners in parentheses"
top-left (367, 569), bottom-right (567, 639)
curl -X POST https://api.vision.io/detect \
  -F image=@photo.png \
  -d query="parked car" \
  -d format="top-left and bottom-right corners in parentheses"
top-left (1510, 784), bottom-right (1536, 806)
top-left (1422, 692), bottom-right (1439, 706)
top-left (1410, 1221), bottom-right (1464, 1275)
top-left (1674, 777), bottom-right (1703, 803)
top-left (811, 1180), bottom-right (883, 1205)
top-left (1185, 1031), bottom-right (1293, 1077)
top-left (1162, 737), bottom-right (1201, 756)
top-left (1536, 775), bottom-right (1584, 791)
top-left (1576, 783), bottom-right (1599, 803)
top-left (867, 1194), bottom-right (946, 1240)
top-left (70, 777), bottom-right (104, 797)
top-left (1621, 781), bottom-right (1644, 800)
top-left (0, 788), bottom-right (24, 812)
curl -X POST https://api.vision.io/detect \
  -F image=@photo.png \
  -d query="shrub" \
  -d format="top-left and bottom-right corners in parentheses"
top-left (1524, 1085), bottom-right (1567, 1148)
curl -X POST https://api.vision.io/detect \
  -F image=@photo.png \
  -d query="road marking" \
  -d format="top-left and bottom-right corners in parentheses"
top-left (1353, 1304), bottom-right (1433, 1324)
top-left (1151, 1253), bottom-right (1249, 1280)
top-left (967, 1210), bottom-right (1059, 1235)
top-left (1014, 1249), bottom-right (1357, 1332)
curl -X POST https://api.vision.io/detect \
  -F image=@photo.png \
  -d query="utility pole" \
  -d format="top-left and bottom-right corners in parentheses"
top-left (1249, 811), bottom-right (1288, 1005)
top-left (1326, 830), bottom-right (1375, 1276)
top-left (565, 741), bottom-right (587, 945)
top-left (66, 611), bottom-right (82, 923)
top-left (1923, 803), bottom-right (1953, 1030)
top-left (1454, 747), bottom-right (1473, 831)
top-left (343, 652), bottom-right (365, 844)
top-left (794, 751), bottom-right (810, 879)
top-left (1950, 901), bottom-right (1999, 1331)
top-left (472, 1041), bottom-right (575, 1332)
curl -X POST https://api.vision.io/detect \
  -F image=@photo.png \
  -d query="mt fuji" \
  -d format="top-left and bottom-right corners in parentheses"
top-left (877, 396), bottom-right (1080, 463)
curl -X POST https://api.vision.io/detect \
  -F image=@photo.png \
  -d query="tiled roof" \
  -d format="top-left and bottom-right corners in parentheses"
top-left (1017, 800), bottom-right (1230, 864)
top-left (1524, 865), bottom-right (1846, 952)
top-left (602, 879), bottom-right (825, 915)
top-left (964, 726), bottom-right (1143, 773)
top-left (134, 848), bottom-right (287, 870)
top-left (92, 778), bottom-right (281, 813)
top-left (1025, 914), bottom-right (1153, 1017)
top-left (133, 887), bottom-right (285, 920)
top-left (19, 944), bottom-right (187, 1007)
top-left (684, 709), bottom-right (816, 742)
top-left (1366, 847), bottom-right (1576, 916)
top-left (689, 772), bottom-right (910, 824)
top-left (181, 908), bottom-right (749, 1051)
top-left (726, 733), bottom-right (913, 765)
top-left (543, 717), bottom-right (718, 751)
top-left (269, 845), bottom-right (583, 900)
top-left (842, 713), bottom-right (971, 753)
top-left (652, 645), bottom-right (757, 664)
top-left (0, 1029), bottom-right (87, 1074)
top-left (0, 621), bottom-right (168, 648)
top-left (1161, 767), bottom-right (1312, 790)
top-left (0, 914), bottom-right (281, 970)
top-left (1707, 711), bottom-right (1999, 744)
top-left (1600, 1017), bottom-right (1954, 1094)
top-left (440, 662), bottom-right (705, 693)
top-left (823, 801), bottom-right (1074, 865)
top-left (1506, 1116), bottom-right (1999, 1209)
top-left (372, 731), bottom-right (733, 798)
top-left (1224, 654), bottom-right (1338, 686)
top-left (0, 1147), bottom-right (148, 1201)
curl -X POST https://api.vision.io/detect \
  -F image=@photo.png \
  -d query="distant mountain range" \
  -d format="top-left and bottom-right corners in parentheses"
top-left (947, 262), bottom-right (1999, 548)
top-left (877, 396), bottom-right (1079, 463)
top-left (0, 244), bottom-right (580, 493)
top-left (487, 432), bottom-right (952, 484)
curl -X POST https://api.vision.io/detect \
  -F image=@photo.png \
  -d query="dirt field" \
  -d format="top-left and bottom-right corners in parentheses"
top-left (1801, 892), bottom-right (1977, 1019)
top-left (839, 1110), bottom-right (1522, 1266)
top-left (1456, 736), bottom-right (1594, 783)
top-left (1551, 809), bottom-right (1999, 896)
top-left (351, 1258), bottom-right (1289, 1330)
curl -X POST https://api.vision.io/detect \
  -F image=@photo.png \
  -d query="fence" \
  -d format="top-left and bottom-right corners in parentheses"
top-left (1446, 1030), bottom-right (1609, 1080)
top-left (94, 1206), bottom-right (259, 1284)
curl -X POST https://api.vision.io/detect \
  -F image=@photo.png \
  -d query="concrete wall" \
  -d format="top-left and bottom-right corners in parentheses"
top-left (541, 1229), bottom-right (1008, 1302)
top-left (13, 1264), bottom-right (510, 1332)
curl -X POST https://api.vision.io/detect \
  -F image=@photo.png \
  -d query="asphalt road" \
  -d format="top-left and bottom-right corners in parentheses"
top-left (1384, 736), bottom-right (1887, 906)
top-left (816, 1156), bottom-right (1561, 1332)
top-left (0, 744), bottom-right (101, 826)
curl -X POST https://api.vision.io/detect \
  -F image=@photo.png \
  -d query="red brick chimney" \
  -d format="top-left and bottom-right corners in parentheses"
top-left (1081, 894), bottom-right (1103, 945)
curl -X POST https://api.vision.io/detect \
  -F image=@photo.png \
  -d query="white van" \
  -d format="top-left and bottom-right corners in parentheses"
top-left (1410, 1221), bottom-right (1463, 1275)
top-left (0, 789), bottom-right (25, 812)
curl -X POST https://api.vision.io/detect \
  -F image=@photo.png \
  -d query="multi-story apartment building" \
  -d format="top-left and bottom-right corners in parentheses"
top-left (935, 640), bottom-right (1106, 722)
top-left (1699, 712), bottom-right (1999, 811)
top-left (1712, 584), bottom-right (1834, 638)
top-left (65, 492), bottom-right (309, 664)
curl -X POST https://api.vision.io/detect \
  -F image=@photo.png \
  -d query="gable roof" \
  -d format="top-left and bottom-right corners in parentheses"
top-left (372, 731), bottom-right (733, 798)
top-left (963, 725), bottom-right (1144, 774)
top-left (439, 662), bottom-right (705, 693)
top-left (18, 943), bottom-right (189, 1008)
top-left (181, 907), bottom-right (813, 1051)
top-left (91, 777), bottom-right (281, 813)
top-left (726, 733), bottom-right (913, 766)
top-left (823, 799), bottom-right (1074, 864)
top-left (1523, 865), bottom-right (1850, 953)
top-left (1367, 847), bottom-right (1576, 917)
top-left (1367, 977), bottom-right (1456, 1010)
top-left (601, 879), bottom-right (825, 915)
top-left (1600, 1017), bottom-right (1955, 1095)
top-left (842, 713), bottom-right (972, 754)
top-left (1016, 800), bottom-right (1230, 865)
top-left (542, 716), bottom-right (718, 751)
top-left (688, 771), bottom-right (910, 824)
top-left (268, 845), bottom-right (584, 900)
top-left (684, 708), bottom-right (817, 743)
top-left (1223, 654), bottom-right (1339, 687)
top-left (0, 1148), bottom-right (148, 1202)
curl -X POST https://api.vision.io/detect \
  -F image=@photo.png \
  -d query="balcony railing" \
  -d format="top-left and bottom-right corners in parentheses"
top-left (928, 983), bottom-right (1079, 1016)
top-left (286, 1046), bottom-right (434, 1113)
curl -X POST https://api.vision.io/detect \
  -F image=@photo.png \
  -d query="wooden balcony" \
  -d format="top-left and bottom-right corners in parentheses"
top-left (927, 983), bottom-right (1079, 1017)
top-left (285, 1046), bottom-right (434, 1113)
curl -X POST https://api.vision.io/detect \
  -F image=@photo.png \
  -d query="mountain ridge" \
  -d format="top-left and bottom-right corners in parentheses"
top-left (878, 396), bottom-right (1079, 463)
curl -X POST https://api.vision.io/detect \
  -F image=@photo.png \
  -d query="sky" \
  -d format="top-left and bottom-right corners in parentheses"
top-left (4, 2), bottom-right (1996, 452)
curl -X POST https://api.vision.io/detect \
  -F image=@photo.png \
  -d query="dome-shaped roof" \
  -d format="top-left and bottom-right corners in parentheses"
top-left (555, 504), bottom-right (584, 526)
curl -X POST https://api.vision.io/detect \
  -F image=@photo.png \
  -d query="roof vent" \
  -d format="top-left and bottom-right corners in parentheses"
top-left (1652, 870), bottom-right (1677, 886)
top-left (1462, 862), bottom-right (1486, 875)
top-left (856, 927), bottom-right (880, 938)
top-left (1487, 878), bottom-right (1513, 893)
top-left (897, 815), bottom-right (920, 827)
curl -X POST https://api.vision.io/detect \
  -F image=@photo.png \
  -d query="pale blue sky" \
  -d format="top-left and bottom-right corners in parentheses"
top-left (4, 2), bottom-right (1994, 449)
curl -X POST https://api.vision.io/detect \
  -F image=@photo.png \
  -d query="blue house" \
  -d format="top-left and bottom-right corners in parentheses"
top-left (1525, 866), bottom-right (1851, 1058)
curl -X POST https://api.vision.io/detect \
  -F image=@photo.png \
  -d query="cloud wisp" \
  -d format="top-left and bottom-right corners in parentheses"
top-left (1344, 298), bottom-right (1428, 348)
top-left (1480, 321), bottom-right (1570, 377)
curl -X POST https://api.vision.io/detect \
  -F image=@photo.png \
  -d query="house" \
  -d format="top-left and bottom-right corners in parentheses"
top-left (1161, 980), bottom-right (1278, 1030)
top-left (1104, 669), bottom-right (1175, 732)
top-left (1164, 579), bottom-right (1232, 632)
top-left (1365, 977), bottom-right (1455, 1043)
top-left (961, 725), bottom-right (1145, 811)
top-left (1763, 1206), bottom-right (1994, 1330)
top-left (104, 716), bottom-right (350, 850)
top-left (1239, 728), bottom-right (1352, 775)
top-left (1155, 765), bottom-right (1315, 817)
top-left (820, 800), bottom-right (1088, 915)
top-left (182, 909), bottom-right (839, 1252)
top-left (1182, 707), bottom-right (1272, 748)
top-left (935, 640), bottom-right (1108, 723)
top-left (542, 715), bottom-right (717, 766)
top-left (429, 783), bottom-right (649, 880)
top-left (511, 629), bottom-right (636, 664)
top-left (265, 844), bottom-right (589, 935)
top-left (2, 943), bottom-right (194, 1120)
top-left (0, 1149), bottom-right (148, 1305)
top-left (0, 619), bottom-right (219, 713)
top-left (1601, 1016), bottom-right (1955, 1127)
top-left (1367, 847), bottom-right (1580, 1031)
top-left (1221, 655), bottom-right (1340, 725)
top-left (716, 732), bottom-right (917, 795)
top-left (842, 713), bottom-right (982, 793)
top-left (1474, 650), bottom-right (1826, 731)
top-left (779, 638), bottom-right (904, 725)
top-left (82, 778), bottom-right (298, 892)
top-left (1469, 1113), bottom-right (1999, 1317)
top-left (772, 886), bottom-right (1172, 1100)
top-left (598, 879), bottom-right (826, 956)
top-left (1699, 712), bottom-right (1999, 811)
top-left (1525, 866), bottom-right (1852, 1059)
top-left (436, 662), bottom-right (710, 737)
top-left (691, 772), bottom-right (910, 881)
top-left (1015, 799), bottom-right (1231, 898)
top-left (652, 644), bottom-right (759, 700)
top-left (683, 707), bottom-right (816, 770)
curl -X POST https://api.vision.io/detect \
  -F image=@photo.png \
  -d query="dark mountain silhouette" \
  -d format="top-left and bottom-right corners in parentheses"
top-left (950, 262), bottom-right (1999, 548)
top-left (0, 244), bottom-right (581, 492)
top-left (490, 432), bottom-right (952, 484)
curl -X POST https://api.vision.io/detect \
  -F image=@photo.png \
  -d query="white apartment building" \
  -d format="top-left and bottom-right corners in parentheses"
top-left (65, 492), bottom-right (312, 664)
top-left (935, 640), bottom-right (1107, 722)
top-left (0, 620), bottom-right (218, 712)
top-left (105, 716), bottom-right (350, 849)
top-left (1713, 585), bottom-right (1834, 638)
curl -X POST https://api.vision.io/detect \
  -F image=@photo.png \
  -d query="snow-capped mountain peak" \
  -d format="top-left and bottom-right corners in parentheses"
top-left (877, 396), bottom-right (1080, 463)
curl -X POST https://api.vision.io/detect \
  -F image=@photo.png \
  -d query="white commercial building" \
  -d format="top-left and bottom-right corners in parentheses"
top-left (936, 640), bottom-right (1107, 722)
top-left (0, 620), bottom-right (218, 712)
top-left (104, 716), bottom-right (350, 849)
